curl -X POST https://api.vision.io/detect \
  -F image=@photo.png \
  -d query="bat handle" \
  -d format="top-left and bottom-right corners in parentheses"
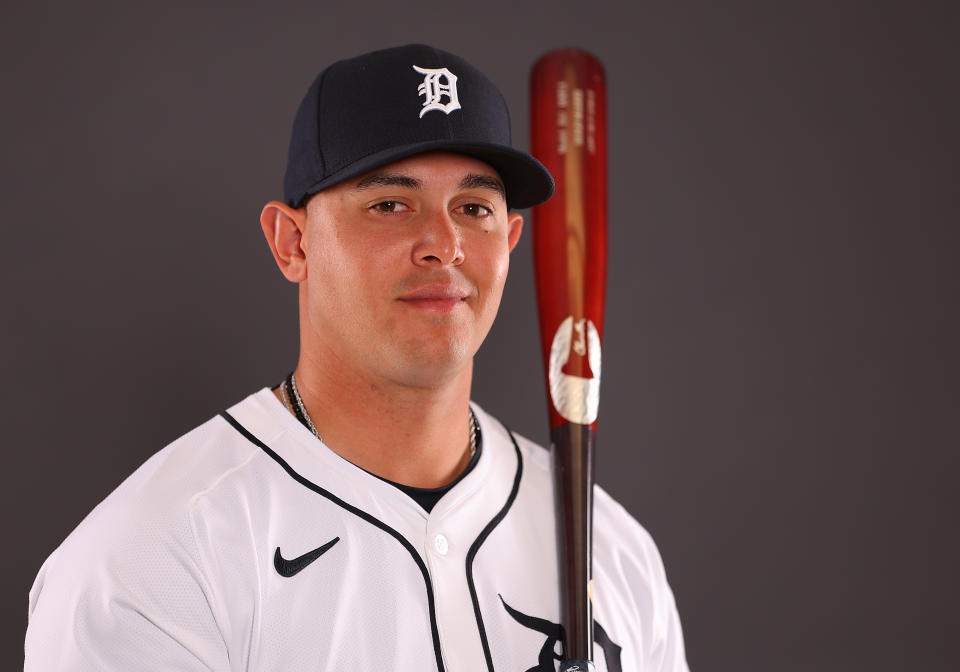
top-left (559, 660), bottom-right (596, 672)
top-left (551, 422), bottom-right (596, 663)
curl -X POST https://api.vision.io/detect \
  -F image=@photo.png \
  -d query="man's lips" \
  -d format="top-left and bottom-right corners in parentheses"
top-left (397, 284), bottom-right (470, 312)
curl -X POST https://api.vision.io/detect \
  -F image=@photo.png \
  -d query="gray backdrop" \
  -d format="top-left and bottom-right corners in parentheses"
top-left (3, 1), bottom-right (957, 670)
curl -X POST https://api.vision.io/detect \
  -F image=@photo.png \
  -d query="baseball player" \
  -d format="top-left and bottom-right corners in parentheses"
top-left (25, 44), bottom-right (689, 671)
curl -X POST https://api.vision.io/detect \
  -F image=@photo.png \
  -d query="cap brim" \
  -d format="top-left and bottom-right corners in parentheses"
top-left (296, 140), bottom-right (555, 210)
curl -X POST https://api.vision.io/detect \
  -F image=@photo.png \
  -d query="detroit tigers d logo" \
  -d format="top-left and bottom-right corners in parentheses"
top-left (413, 65), bottom-right (461, 117)
top-left (499, 595), bottom-right (623, 671)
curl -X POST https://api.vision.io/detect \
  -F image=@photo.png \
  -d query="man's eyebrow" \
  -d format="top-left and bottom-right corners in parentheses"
top-left (460, 174), bottom-right (506, 200)
top-left (353, 173), bottom-right (422, 190)
top-left (351, 171), bottom-right (506, 200)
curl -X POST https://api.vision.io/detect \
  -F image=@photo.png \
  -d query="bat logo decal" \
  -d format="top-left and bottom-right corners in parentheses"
top-left (549, 315), bottom-right (601, 424)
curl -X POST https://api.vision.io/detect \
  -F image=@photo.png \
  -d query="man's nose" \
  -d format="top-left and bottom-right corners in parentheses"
top-left (412, 208), bottom-right (465, 266)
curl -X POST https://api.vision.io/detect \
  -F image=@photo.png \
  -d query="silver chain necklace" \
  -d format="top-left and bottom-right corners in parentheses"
top-left (283, 372), bottom-right (477, 457)
top-left (279, 377), bottom-right (294, 414)
top-left (467, 406), bottom-right (478, 457)
top-left (288, 371), bottom-right (323, 442)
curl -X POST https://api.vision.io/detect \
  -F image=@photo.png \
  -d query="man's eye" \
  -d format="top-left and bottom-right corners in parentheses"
top-left (371, 201), bottom-right (408, 213)
top-left (458, 203), bottom-right (492, 217)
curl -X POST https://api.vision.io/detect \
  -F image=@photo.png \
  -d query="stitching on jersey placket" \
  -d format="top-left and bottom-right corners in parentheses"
top-left (464, 421), bottom-right (524, 672)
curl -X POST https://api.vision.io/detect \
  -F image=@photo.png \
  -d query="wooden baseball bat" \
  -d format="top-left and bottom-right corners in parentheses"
top-left (530, 48), bottom-right (608, 671)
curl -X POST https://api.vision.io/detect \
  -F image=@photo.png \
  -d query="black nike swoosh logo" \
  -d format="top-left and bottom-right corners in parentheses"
top-left (274, 537), bottom-right (340, 577)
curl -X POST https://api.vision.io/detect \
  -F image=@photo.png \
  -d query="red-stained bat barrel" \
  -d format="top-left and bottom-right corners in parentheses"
top-left (530, 48), bottom-right (607, 669)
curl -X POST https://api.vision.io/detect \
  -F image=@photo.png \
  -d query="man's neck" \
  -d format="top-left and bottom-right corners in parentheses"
top-left (278, 354), bottom-right (475, 489)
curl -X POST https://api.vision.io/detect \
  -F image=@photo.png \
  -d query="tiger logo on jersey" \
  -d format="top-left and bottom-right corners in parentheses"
top-left (499, 595), bottom-right (622, 671)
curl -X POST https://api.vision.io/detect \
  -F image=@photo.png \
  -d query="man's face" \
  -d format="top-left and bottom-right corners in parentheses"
top-left (299, 152), bottom-right (524, 390)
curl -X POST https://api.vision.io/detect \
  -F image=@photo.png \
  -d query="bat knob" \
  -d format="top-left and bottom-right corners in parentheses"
top-left (559, 661), bottom-right (595, 672)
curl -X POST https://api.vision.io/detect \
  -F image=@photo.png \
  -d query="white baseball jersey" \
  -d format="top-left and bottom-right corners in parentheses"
top-left (26, 389), bottom-right (688, 671)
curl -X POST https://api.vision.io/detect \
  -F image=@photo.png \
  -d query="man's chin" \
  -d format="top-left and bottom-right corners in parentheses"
top-left (381, 341), bottom-right (475, 390)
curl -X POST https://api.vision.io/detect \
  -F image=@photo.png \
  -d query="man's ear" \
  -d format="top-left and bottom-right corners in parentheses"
top-left (260, 201), bottom-right (308, 282)
top-left (506, 211), bottom-right (524, 252)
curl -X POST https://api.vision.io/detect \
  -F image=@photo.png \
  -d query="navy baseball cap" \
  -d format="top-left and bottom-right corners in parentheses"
top-left (283, 44), bottom-right (554, 210)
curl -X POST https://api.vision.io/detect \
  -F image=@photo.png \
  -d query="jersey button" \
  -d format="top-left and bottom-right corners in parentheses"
top-left (434, 533), bottom-right (449, 556)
